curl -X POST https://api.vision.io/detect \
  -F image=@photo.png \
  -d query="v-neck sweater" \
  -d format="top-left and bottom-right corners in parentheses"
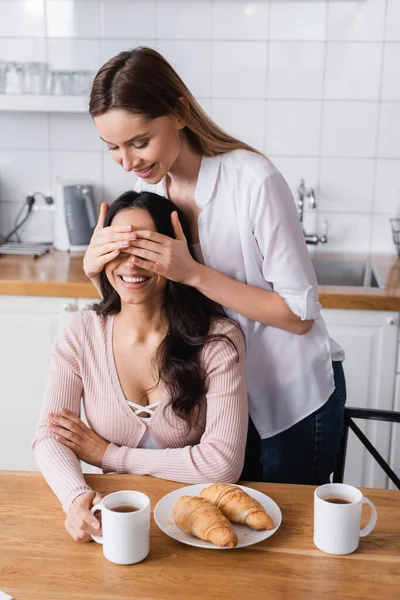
top-left (32, 310), bottom-right (247, 512)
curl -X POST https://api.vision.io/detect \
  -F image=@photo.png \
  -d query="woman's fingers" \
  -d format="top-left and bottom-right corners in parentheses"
top-left (130, 238), bottom-right (164, 255)
top-left (171, 211), bottom-right (186, 241)
top-left (94, 202), bottom-right (109, 231)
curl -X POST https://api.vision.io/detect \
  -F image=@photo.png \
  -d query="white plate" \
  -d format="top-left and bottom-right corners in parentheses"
top-left (154, 483), bottom-right (282, 550)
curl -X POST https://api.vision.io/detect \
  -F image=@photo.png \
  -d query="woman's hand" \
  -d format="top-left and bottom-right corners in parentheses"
top-left (48, 408), bottom-right (109, 468)
top-left (65, 490), bottom-right (103, 543)
top-left (129, 211), bottom-right (202, 286)
top-left (83, 202), bottom-right (136, 280)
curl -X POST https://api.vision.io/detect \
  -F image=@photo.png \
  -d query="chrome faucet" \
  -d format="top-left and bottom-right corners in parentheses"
top-left (296, 179), bottom-right (328, 245)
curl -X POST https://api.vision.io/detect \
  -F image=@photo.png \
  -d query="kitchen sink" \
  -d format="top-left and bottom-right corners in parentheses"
top-left (311, 257), bottom-right (383, 288)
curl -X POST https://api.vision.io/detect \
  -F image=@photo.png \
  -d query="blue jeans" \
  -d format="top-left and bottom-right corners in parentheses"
top-left (240, 361), bottom-right (347, 485)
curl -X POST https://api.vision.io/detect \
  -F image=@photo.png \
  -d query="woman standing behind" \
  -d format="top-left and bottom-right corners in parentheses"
top-left (84, 47), bottom-right (346, 485)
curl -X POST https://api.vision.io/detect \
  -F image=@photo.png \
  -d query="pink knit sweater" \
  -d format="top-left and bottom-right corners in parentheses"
top-left (32, 310), bottom-right (248, 512)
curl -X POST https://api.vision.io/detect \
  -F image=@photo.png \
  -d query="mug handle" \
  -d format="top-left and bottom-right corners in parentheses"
top-left (359, 497), bottom-right (377, 538)
top-left (90, 502), bottom-right (103, 544)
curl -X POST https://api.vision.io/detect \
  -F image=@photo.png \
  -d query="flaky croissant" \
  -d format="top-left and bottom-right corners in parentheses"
top-left (172, 495), bottom-right (238, 548)
top-left (199, 483), bottom-right (274, 530)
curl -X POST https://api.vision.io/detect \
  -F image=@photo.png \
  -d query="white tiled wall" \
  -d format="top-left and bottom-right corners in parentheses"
top-left (0, 0), bottom-right (399, 254)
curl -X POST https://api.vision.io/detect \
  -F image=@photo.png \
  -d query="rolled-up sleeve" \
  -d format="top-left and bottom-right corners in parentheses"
top-left (249, 170), bottom-right (321, 321)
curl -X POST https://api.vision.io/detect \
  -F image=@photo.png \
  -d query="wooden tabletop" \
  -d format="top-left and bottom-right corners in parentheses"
top-left (1, 250), bottom-right (400, 310)
top-left (0, 472), bottom-right (399, 600)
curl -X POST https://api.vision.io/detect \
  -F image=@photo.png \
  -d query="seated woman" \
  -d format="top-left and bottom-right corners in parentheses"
top-left (32, 190), bottom-right (247, 543)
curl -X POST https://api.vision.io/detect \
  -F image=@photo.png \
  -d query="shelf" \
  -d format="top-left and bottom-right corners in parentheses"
top-left (0, 95), bottom-right (88, 112)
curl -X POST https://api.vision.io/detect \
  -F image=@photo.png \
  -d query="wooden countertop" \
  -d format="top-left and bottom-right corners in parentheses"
top-left (0, 250), bottom-right (99, 299)
top-left (1, 473), bottom-right (399, 600)
top-left (1, 250), bottom-right (400, 310)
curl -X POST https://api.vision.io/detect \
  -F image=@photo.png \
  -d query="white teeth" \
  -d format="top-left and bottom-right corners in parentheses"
top-left (121, 276), bottom-right (147, 283)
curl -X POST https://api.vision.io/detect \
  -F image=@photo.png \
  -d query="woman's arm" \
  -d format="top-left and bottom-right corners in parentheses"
top-left (189, 267), bottom-right (312, 335)
top-left (101, 322), bottom-right (248, 483)
top-left (32, 313), bottom-right (92, 512)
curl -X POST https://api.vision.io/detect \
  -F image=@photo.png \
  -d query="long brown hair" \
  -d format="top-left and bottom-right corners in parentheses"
top-left (89, 46), bottom-right (262, 157)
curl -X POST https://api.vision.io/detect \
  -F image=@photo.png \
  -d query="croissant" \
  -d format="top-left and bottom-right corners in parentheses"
top-left (172, 495), bottom-right (238, 548)
top-left (199, 483), bottom-right (274, 530)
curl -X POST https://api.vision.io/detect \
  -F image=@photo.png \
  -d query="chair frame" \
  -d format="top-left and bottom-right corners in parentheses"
top-left (333, 407), bottom-right (400, 489)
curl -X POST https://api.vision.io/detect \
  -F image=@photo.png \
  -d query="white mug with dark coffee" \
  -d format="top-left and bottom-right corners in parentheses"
top-left (314, 483), bottom-right (377, 555)
top-left (90, 490), bottom-right (150, 565)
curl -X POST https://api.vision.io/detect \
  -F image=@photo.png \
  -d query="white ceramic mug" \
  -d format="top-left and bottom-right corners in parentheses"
top-left (90, 490), bottom-right (150, 565)
top-left (314, 483), bottom-right (377, 555)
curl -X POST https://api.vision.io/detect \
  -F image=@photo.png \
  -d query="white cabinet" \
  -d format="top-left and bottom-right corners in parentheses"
top-left (0, 296), bottom-right (77, 471)
top-left (322, 309), bottom-right (399, 489)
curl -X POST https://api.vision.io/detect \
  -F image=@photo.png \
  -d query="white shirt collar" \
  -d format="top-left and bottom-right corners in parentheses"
top-left (194, 154), bottom-right (223, 209)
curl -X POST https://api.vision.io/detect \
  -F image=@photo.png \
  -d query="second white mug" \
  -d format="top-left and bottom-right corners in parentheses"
top-left (90, 490), bottom-right (150, 565)
top-left (314, 483), bottom-right (377, 555)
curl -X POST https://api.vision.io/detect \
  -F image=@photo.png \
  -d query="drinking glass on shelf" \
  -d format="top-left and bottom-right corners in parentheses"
top-left (0, 62), bottom-right (7, 93)
top-left (49, 70), bottom-right (72, 95)
top-left (70, 71), bottom-right (94, 95)
top-left (5, 62), bottom-right (24, 94)
top-left (23, 62), bottom-right (48, 95)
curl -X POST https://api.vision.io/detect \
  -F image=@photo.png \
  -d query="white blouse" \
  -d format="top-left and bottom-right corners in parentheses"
top-left (134, 149), bottom-right (344, 439)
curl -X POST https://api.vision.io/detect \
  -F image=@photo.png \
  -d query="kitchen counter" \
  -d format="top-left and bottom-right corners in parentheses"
top-left (1, 472), bottom-right (399, 600)
top-left (1, 250), bottom-right (400, 310)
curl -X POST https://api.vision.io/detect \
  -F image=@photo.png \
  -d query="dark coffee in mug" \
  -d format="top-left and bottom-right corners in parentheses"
top-left (111, 504), bottom-right (140, 513)
top-left (324, 497), bottom-right (352, 505)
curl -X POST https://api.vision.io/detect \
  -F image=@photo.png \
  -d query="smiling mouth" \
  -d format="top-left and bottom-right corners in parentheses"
top-left (118, 274), bottom-right (151, 288)
top-left (135, 163), bottom-right (156, 176)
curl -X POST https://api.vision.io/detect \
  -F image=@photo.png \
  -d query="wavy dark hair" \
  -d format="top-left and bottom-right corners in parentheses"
top-left (93, 190), bottom-right (239, 426)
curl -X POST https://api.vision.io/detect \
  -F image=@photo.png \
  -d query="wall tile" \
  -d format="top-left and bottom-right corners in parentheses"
top-left (212, 41), bottom-right (267, 98)
top-left (374, 160), bottom-right (400, 214)
top-left (50, 151), bottom-right (103, 205)
top-left (47, 38), bottom-right (100, 71)
top-left (371, 214), bottom-right (397, 254)
top-left (157, 40), bottom-right (212, 97)
top-left (0, 1), bottom-right (45, 37)
top-left (0, 150), bottom-right (51, 203)
top-left (266, 100), bottom-right (322, 156)
top-left (0, 38), bottom-right (46, 62)
top-left (101, 0), bottom-right (155, 39)
top-left (46, 0), bottom-right (100, 38)
top-left (318, 158), bottom-right (375, 213)
top-left (156, 0), bottom-right (212, 40)
top-left (100, 40), bottom-right (156, 65)
top-left (327, 0), bottom-right (386, 42)
top-left (268, 42), bottom-right (324, 99)
top-left (321, 102), bottom-right (379, 157)
top-left (386, 0), bottom-right (400, 41)
top-left (269, 0), bottom-right (327, 41)
top-left (49, 113), bottom-right (102, 151)
top-left (381, 44), bottom-right (400, 100)
top-left (317, 212), bottom-right (372, 254)
top-left (378, 103), bottom-right (400, 158)
top-left (324, 43), bottom-right (382, 100)
top-left (0, 112), bottom-right (48, 150)
top-left (212, 0), bottom-right (269, 40)
top-left (211, 98), bottom-right (266, 151)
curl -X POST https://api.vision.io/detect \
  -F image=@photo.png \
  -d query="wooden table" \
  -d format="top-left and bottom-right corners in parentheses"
top-left (0, 473), bottom-right (399, 600)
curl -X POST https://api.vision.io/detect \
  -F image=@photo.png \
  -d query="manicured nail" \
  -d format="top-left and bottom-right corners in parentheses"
top-left (121, 241), bottom-right (129, 246)
top-left (92, 521), bottom-right (98, 529)
top-left (125, 225), bottom-right (132, 231)
top-left (128, 233), bottom-right (136, 239)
